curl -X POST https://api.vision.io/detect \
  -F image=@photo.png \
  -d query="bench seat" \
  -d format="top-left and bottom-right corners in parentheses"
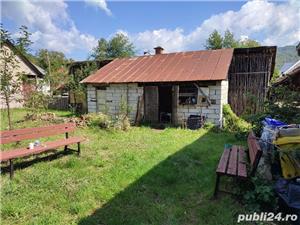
top-left (213, 131), bottom-right (262, 197)
top-left (1, 123), bottom-right (85, 179)
top-left (216, 145), bottom-right (247, 178)
top-left (0, 137), bottom-right (85, 162)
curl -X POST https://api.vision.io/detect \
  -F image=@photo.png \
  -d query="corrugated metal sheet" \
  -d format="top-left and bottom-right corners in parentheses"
top-left (81, 48), bottom-right (234, 84)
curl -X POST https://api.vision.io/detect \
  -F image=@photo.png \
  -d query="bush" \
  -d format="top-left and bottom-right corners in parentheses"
top-left (242, 176), bottom-right (276, 212)
top-left (83, 113), bottom-right (111, 129)
top-left (114, 115), bottom-right (131, 131)
top-left (242, 86), bottom-right (300, 136)
top-left (24, 91), bottom-right (51, 114)
top-left (83, 113), bottom-right (131, 131)
top-left (223, 104), bottom-right (251, 138)
top-left (266, 86), bottom-right (300, 124)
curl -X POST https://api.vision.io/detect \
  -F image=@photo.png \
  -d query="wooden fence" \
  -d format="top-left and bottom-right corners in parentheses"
top-left (48, 96), bottom-right (69, 110)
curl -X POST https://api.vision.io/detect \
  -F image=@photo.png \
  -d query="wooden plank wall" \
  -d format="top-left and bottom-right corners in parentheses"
top-left (228, 47), bottom-right (276, 116)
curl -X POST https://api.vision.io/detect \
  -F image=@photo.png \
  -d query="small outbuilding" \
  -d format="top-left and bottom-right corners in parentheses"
top-left (81, 46), bottom-right (276, 126)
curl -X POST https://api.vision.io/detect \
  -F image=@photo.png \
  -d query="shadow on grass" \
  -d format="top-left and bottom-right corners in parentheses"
top-left (78, 129), bottom-right (243, 225)
top-left (1, 149), bottom-right (77, 175)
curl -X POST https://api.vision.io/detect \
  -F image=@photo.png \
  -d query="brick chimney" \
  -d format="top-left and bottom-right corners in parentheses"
top-left (154, 46), bottom-right (164, 55)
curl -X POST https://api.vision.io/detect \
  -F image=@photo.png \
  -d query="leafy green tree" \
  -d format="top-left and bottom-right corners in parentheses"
top-left (91, 33), bottom-right (135, 60)
top-left (108, 33), bottom-right (135, 58)
top-left (2, 24), bottom-right (36, 63)
top-left (0, 27), bottom-right (24, 129)
top-left (205, 30), bottom-right (223, 50)
top-left (68, 62), bottom-right (98, 113)
top-left (15, 25), bottom-right (33, 55)
top-left (36, 49), bottom-right (69, 93)
top-left (91, 38), bottom-right (109, 61)
top-left (205, 30), bottom-right (260, 49)
top-left (223, 30), bottom-right (239, 48)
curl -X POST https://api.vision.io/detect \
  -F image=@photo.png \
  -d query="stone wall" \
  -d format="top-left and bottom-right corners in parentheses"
top-left (87, 84), bottom-right (144, 122)
top-left (177, 81), bottom-right (228, 126)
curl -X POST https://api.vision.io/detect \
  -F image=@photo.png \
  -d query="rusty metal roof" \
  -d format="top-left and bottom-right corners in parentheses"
top-left (81, 48), bottom-right (234, 84)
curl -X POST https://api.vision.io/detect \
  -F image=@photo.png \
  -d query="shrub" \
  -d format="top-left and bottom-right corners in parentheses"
top-left (223, 104), bottom-right (251, 137)
top-left (242, 112), bottom-right (267, 136)
top-left (114, 115), bottom-right (131, 131)
top-left (266, 86), bottom-right (300, 124)
top-left (242, 86), bottom-right (300, 136)
top-left (24, 91), bottom-right (51, 114)
top-left (242, 176), bottom-right (276, 212)
top-left (83, 113), bottom-right (131, 131)
top-left (83, 113), bottom-right (111, 129)
top-left (113, 97), bottom-right (131, 131)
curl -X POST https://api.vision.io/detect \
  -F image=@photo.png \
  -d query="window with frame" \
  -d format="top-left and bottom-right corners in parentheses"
top-left (179, 84), bottom-right (198, 105)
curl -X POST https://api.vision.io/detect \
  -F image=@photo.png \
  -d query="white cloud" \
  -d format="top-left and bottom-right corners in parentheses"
top-left (128, 0), bottom-right (300, 54)
top-left (2, 0), bottom-right (299, 58)
top-left (84, 0), bottom-right (112, 16)
top-left (133, 28), bottom-right (186, 53)
top-left (2, 0), bottom-right (97, 56)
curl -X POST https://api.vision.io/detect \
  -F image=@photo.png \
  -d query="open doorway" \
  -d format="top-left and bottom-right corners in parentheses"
top-left (158, 86), bottom-right (172, 123)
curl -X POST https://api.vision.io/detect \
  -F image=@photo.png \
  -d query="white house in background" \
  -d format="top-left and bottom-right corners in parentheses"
top-left (0, 40), bottom-right (50, 109)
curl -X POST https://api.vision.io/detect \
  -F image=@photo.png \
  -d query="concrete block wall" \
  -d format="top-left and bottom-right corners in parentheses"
top-left (87, 81), bottom-right (229, 126)
top-left (87, 84), bottom-right (143, 122)
top-left (177, 81), bottom-right (228, 126)
top-left (87, 85), bottom-right (97, 113)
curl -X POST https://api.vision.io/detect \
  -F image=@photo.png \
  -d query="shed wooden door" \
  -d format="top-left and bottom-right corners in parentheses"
top-left (144, 86), bottom-right (158, 123)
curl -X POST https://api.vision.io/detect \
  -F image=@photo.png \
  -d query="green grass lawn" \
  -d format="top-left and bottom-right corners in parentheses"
top-left (1, 109), bottom-right (247, 225)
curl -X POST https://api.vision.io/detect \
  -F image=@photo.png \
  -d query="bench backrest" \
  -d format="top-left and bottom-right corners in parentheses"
top-left (0, 123), bottom-right (76, 144)
top-left (247, 131), bottom-right (262, 176)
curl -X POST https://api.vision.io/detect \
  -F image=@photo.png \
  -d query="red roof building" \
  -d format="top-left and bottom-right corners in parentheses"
top-left (82, 46), bottom-right (276, 127)
top-left (81, 48), bottom-right (233, 84)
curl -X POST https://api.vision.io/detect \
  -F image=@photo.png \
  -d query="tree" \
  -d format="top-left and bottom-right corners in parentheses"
top-left (90, 38), bottom-right (108, 61)
top-left (223, 30), bottom-right (239, 48)
top-left (68, 62), bottom-right (98, 113)
top-left (5, 24), bottom-right (37, 64)
top-left (36, 49), bottom-right (69, 93)
top-left (15, 25), bottom-right (33, 56)
top-left (205, 30), bottom-right (223, 50)
top-left (90, 33), bottom-right (135, 60)
top-left (0, 28), bottom-right (24, 129)
top-left (205, 30), bottom-right (260, 50)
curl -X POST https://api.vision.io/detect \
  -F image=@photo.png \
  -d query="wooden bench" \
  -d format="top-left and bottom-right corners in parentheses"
top-left (213, 131), bottom-right (262, 197)
top-left (0, 123), bottom-right (85, 178)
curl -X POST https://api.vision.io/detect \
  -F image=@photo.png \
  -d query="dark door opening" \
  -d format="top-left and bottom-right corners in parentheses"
top-left (158, 86), bottom-right (172, 123)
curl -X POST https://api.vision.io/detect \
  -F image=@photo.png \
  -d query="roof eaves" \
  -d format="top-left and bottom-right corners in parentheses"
top-left (3, 40), bottom-right (45, 78)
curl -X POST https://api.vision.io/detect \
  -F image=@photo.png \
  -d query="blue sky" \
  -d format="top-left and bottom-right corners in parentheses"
top-left (2, 1), bottom-right (300, 60)
top-left (68, 2), bottom-right (243, 37)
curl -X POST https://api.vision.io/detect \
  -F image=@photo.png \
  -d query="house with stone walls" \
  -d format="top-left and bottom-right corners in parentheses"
top-left (81, 46), bottom-right (276, 127)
